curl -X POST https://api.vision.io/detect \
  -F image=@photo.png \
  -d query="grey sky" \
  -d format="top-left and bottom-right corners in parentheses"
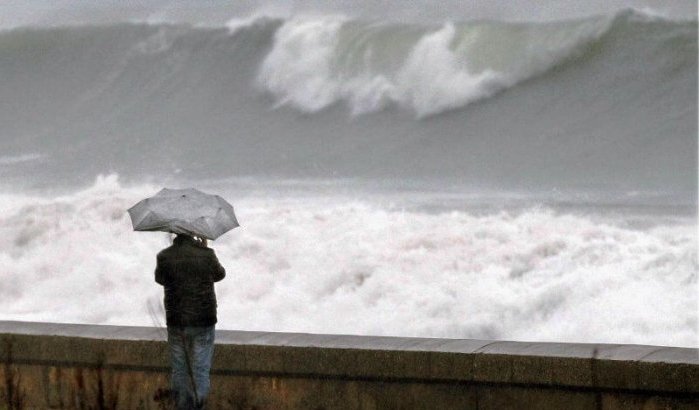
top-left (0, 0), bottom-right (695, 27)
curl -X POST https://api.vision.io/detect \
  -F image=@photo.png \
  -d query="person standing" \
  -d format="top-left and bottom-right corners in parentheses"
top-left (155, 233), bottom-right (226, 409)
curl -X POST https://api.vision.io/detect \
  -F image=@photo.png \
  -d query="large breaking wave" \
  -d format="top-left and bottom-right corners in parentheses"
top-left (0, 10), bottom-right (696, 195)
top-left (255, 14), bottom-right (611, 116)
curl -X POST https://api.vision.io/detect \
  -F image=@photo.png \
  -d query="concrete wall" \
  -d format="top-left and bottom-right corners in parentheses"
top-left (0, 321), bottom-right (697, 409)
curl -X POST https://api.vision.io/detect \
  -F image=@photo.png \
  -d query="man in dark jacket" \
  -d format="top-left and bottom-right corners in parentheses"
top-left (156, 233), bottom-right (226, 409)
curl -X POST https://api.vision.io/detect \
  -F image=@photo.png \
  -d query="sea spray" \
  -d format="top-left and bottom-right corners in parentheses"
top-left (0, 176), bottom-right (695, 346)
top-left (0, 5), bottom-right (695, 348)
top-left (256, 15), bottom-right (611, 117)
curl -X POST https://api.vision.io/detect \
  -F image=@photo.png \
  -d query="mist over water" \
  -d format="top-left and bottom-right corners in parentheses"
top-left (0, 1), bottom-right (696, 347)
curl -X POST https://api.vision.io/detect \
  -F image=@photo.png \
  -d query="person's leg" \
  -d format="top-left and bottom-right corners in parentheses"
top-left (189, 325), bottom-right (216, 407)
top-left (167, 326), bottom-right (195, 409)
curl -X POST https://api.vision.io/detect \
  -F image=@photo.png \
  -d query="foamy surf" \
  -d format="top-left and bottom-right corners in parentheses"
top-left (0, 176), bottom-right (695, 346)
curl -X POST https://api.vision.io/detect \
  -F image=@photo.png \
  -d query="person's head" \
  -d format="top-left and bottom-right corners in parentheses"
top-left (173, 233), bottom-right (194, 245)
top-left (173, 233), bottom-right (208, 248)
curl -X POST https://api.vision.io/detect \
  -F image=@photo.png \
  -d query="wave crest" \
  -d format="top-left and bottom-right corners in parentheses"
top-left (256, 15), bottom-right (613, 116)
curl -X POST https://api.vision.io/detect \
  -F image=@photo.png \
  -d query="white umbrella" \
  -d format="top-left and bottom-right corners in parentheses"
top-left (127, 188), bottom-right (239, 240)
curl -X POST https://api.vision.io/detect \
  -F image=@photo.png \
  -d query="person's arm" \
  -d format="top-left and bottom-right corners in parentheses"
top-left (209, 250), bottom-right (226, 282)
top-left (155, 253), bottom-right (166, 285)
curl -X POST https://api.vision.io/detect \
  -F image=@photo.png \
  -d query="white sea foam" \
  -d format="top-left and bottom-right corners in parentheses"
top-left (0, 153), bottom-right (44, 166)
top-left (257, 16), bottom-right (612, 117)
top-left (224, 10), bottom-right (287, 35)
top-left (0, 175), bottom-right (695, 347)
top-left (626, 7), bottom-right (681, 22)
top-left (225, 15), bottom-right (264, 35)
top-left (257, 16), bottom-right (348, 112)
top-left (392, 23), bottom-right (507, 116)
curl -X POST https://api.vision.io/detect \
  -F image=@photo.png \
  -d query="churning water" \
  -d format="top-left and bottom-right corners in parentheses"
top-left (0, 3), bottom-right (696, 347)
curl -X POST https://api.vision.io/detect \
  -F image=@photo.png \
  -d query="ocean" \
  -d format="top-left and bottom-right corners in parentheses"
top-left (0, 3), bottom-right (696, 347)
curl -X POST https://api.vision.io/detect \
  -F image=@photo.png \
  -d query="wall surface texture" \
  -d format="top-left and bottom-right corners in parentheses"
top-left (0, 321), bottom-right (697, 409)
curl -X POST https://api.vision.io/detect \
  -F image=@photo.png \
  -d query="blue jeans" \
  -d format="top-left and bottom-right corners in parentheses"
top-left (167, 326), bottom-right (215, 409)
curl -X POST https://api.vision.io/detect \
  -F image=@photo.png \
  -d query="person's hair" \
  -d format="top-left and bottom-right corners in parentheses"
top-left (173, 233), bottom-right (193, 244)
top-left (173, 234), bottom-right (209, 248)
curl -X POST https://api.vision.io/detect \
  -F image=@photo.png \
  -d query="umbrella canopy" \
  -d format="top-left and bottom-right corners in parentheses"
top-left (127, 188), bottom-right (239, 240)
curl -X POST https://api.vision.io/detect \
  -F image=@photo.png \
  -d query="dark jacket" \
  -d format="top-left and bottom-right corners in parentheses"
top-left (155, 236), bottom-right (226, 327)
